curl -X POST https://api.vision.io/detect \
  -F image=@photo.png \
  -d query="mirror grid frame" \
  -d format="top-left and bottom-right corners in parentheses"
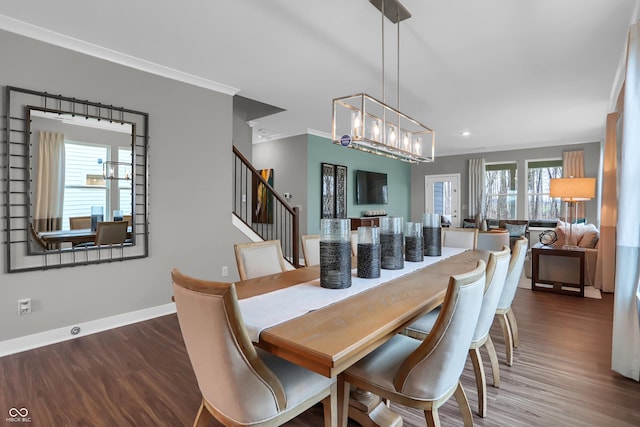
top-left (3, 86), bottom-right (149, 273)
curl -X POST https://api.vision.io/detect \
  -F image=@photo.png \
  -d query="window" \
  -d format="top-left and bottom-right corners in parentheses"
top-left (527, 159), bottom-right (563, 221)
top-left (62, 141), bottom-right (132, 230)
top-left (485, 163), bottom-right (517, 219)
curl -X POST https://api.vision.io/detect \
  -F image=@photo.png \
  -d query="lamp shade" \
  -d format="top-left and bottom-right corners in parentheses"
top-left (549, 177), bottom-right (596, 201)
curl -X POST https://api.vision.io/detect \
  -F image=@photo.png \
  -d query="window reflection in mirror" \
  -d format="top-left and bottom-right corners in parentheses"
top-left (28, 109), bottom-right (134, 252)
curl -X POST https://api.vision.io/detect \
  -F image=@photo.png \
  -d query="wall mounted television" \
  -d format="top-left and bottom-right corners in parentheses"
top-left (356, 170), bottom-right (388, 205)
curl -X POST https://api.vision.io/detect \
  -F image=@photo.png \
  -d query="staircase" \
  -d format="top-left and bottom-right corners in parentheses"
top-left (232, 146), bottom-right (300, 268)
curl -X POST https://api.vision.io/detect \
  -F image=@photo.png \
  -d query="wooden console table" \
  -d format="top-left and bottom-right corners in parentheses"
top-left (349, 217), bottom-right (381, 230)
top-left (531, 246), bottom-right (585, 297)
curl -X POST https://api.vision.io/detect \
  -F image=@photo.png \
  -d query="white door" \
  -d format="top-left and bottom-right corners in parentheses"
top-left (425, 174), bottom-right (461, 227)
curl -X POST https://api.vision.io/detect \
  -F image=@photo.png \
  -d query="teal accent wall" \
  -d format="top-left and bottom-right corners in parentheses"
top-left (306, 135), bottom-right (411, 234)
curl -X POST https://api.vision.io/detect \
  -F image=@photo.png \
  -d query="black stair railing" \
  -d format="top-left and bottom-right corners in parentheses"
top-left (232, 146), bottom-right (300, 268)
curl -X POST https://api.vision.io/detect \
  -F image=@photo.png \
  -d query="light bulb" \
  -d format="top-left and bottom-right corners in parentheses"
top-left (351, 112), bottom-right (362, 138)
top-left (403, 133), bottom-right (410, 150)
top-left (414, 138), bottom-right (422, 156)
top-left (372, 121), bottom-right (380, 141)
top-left (389, 127), bottom-right (396, 146)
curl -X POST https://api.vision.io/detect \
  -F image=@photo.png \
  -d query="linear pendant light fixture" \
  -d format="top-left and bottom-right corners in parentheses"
top-left (331, 0), bottom-right (435, 163)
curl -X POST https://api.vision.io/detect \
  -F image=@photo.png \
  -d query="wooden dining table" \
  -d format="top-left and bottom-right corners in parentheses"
top-left (236, 249), bottom-right (490, 427)
top-left (38, 226), bottom-right (132, 247)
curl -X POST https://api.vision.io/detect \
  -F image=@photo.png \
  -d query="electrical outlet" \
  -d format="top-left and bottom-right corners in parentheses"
top-left (18, 298), bottom-right (31, 315)
top-left (222, 266), bottom-right (229, 277)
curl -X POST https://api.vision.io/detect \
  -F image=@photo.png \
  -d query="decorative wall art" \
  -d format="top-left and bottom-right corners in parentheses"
top-left (321, 163), bottom-right (347, 219)
top-left (252, 168), bottom-right (274, 224)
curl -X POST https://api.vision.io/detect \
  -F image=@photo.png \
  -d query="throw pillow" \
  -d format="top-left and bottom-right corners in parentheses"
top-left (505, 223), bottom-right (527, 237)
top-left (463, 220), bottom-right (476, 228)
top-left (578, 224), bottom-right (599, 248)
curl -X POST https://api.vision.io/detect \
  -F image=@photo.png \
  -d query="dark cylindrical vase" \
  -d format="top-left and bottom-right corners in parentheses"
top-left (423, 213), bottom-right (442, 257)
top-left (405, 222), bottom-right (424, 262)
top-left (320, 219), bottom-right (352, 289)
top-left (380, 217), bottom-right (404, 270)
top-left (357, 226), bottom-right (381, 279)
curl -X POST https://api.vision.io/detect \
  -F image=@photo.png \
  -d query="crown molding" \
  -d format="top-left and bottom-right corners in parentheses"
top-left (0, 14), bottom-right (240, 96)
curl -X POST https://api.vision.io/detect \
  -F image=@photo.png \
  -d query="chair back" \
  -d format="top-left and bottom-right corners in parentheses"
top-left (69, 216), bottom-right (91, 230)
top-left (301, 235), bottom-right (321, 266)
top-left (351, 230), bottom-right (358, 256)
top-left (472, 247), bottom-right (510, 343)
top-left (497, 237), bottom-right (528, 311)
top-left (171, 269), bottom-right (286, 424)
top-left (234, 240), bottom-right (288, 280)
top-left (95, 221), bottom-right (128, 245)
top-left (393, 260), bottom-right (486, 400)
top-left (442, 228), bottom-right (478, 249)
top-left (476, 230), bottom-right (510, 251)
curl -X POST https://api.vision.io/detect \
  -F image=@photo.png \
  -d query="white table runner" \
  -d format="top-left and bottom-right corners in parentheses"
top-left (239, 246), bottom-right (466, 342)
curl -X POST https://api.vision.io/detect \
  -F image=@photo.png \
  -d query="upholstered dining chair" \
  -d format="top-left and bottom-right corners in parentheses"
top-left (171, 269), bottom-right (337, 427)
top-left (301, 235), bottom-right (321, 266)
top-left (340, 260), bottom-right (487, 427)
top-left (350, 230), bottom-right (358, 256)
top-left (69, 216), bottom-right (92, 230)
top-left (234, 240), bottom-right (293, 281)
top-left (94, 221), bottom-right (128, 246)
top-left (405, 247), bottom-right (511, 417)
top-left (442, 228), bottom-right (478, 249)
top-left (476, 230), bottom-right (510, 251)
top-left (495, 237), bottom-right (528, 366)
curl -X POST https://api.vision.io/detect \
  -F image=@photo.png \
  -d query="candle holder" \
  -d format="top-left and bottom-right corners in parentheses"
top-left (423, 213), bottom-right (442, 256)
top-left (320, 219), bottom-right (352, 289)
top-left (357, 226), bottom-right (381, 278)
top-left (405, 222), bottom-right (424, 262)
top-left (380, 216), bottom-right (404, 270)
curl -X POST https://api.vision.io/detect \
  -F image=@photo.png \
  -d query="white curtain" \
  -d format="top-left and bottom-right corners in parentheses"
top-left (612, 22), bottom-right (640, 382)
top-left (563, 149), bottom-right (586, 219)
top-left (595, 113), bottom-right (618, 293)
top-left (468, 158), bottom-right (485, 218)
top-left (34, 132), bottom-right (65, 232)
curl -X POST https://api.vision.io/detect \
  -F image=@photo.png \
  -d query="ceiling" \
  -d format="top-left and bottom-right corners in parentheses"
top-left (1, 0), bottom-right (638, 157)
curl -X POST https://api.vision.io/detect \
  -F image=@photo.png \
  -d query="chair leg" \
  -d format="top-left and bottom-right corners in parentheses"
top-left (322, 382), bottom-right (338, 427)
top-left (424, 407), bottom-right (441, 427)
top-left (469, 347), bottom-right (487, 418)
top-left (484, 335), bottom-right (500, 388)
top-left (193, 399), bottom-right (213, 427)
top-left (497, 312), bottom-right (514, 366)
top-left (506, 307), bottom-right (519, 348)
top-left (453, 381), bottom-right (474, 427)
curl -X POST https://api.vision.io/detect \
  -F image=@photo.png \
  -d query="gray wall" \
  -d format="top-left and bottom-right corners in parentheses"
top-left (410, 142), bottom-right (601, 224)
top-left (253, 135), bottom-right (309, 239)
top-left (0, 30), bottom-right (247, 341)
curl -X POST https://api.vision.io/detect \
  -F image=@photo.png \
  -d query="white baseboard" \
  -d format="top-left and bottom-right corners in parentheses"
top-left (0, 303), bottom-right (176, 357)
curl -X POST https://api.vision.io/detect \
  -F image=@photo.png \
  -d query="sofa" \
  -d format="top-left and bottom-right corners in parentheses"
top-left (524, 220), bottom-right (599, 287)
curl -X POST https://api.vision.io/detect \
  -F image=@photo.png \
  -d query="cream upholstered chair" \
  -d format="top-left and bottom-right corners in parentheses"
top-left (476, 230), bottom-right (510, 251)
top-left (234, 240), bottom-right (291, 281)
top-left (405, 247), bottom-right (511, 417)
top-left (95, 221), bottom-right (128, 245)
top-left (350, 230), bottom-right (358, 256)
top-left (340, 260), bottom-right (486, 427)
top-left (171, 269), bottom-right (337, 427)
top-left (443, 228), bottom-right (478, 249)
top-left (495, 237), bottom-right (528, 366)
top-left (69, 216), bottom-right (91, 230)
top-left (301, 235), bottom-right (321, 266)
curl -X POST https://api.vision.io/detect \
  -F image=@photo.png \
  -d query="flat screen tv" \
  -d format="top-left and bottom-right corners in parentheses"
top-left (356, 170), bottom-right (388, 205)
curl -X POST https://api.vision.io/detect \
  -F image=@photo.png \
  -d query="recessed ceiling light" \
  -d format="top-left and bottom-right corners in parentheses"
top-left (461, 131), bottom-right (471, 137)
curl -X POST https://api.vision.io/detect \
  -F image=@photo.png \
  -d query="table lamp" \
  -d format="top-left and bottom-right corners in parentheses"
top-left (550, 177), bottom-right (596, 249)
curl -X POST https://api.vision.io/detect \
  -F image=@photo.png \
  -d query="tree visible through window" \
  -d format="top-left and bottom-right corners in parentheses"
top-left (527, 159), bottom-right (563, 221)
top-left (485, 163), bottom-right (517, 220)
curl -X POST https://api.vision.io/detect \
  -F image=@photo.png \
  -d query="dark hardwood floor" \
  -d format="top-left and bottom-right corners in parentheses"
top-left (2, 288), bottom-right (639, 426)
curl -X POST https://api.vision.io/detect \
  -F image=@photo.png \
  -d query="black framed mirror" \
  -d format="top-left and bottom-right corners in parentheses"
top-left (3, 86), bottom-right (149, 272)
